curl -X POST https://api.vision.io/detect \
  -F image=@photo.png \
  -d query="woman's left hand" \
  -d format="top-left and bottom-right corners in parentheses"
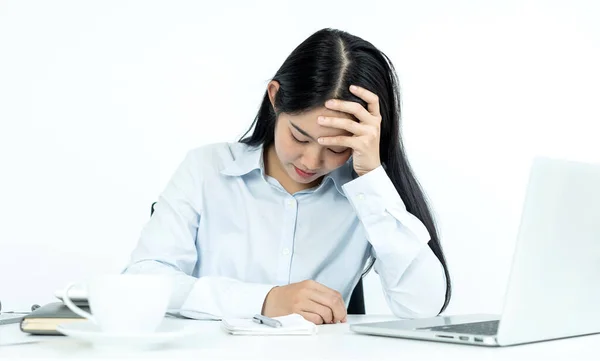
top-left (317, 85), bottom-right (382, 177)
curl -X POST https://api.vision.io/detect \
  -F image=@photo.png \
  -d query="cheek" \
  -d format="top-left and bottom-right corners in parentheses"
top-left (274, 133), bottom-right (301, 162)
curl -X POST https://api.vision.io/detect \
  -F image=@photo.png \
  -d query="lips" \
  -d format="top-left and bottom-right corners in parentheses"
top-left (294, 165), bottom-right (316, 178)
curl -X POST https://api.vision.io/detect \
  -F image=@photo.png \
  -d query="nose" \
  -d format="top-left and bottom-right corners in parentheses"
top-left (301, 146), bottom-right (322, 171)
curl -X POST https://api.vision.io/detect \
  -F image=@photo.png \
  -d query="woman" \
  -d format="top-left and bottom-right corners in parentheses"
top-left (124, 28), bottom-right (451, 324)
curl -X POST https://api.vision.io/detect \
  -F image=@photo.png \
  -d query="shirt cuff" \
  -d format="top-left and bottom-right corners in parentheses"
top-left (341, 166), bottom-right (430, 243)
top-left (180, 277), bottom-right (276, 319)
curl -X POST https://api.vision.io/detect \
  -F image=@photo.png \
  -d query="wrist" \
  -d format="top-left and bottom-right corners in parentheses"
top-left (261, 286), bottom-right (279, 315)
top-left (357, 163), bottom-right (384, 177)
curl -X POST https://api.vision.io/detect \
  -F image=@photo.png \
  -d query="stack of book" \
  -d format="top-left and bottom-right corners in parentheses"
top-left (20, 302), bottom-right (86, 335)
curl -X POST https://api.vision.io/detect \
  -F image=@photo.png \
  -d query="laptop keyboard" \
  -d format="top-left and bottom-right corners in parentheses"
top-left (421, 320), bottom-right (500, 336)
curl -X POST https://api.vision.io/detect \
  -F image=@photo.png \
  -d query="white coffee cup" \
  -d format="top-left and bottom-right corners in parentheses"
top-left (62, 274), bottom-right (172, 334)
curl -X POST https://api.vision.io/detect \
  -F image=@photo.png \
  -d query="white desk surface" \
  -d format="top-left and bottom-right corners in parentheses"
top-left (1, 315), bottom-right (598, 360)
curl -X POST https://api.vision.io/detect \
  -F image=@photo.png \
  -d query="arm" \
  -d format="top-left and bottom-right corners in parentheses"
top-left (342, 166), bottom-right (447, 318)
top-left (123, 150), bottom-right (275, 319)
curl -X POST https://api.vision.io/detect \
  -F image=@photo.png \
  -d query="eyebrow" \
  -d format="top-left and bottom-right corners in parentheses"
top-left (289, 121), bottom-right (317, 141)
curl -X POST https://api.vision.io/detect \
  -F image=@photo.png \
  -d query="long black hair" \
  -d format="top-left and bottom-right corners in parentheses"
top-left (239, 28), bottom-right (451, 313)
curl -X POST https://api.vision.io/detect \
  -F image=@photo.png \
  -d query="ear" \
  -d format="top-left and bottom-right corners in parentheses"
top-left (267, 80), bottom-right (280, 111)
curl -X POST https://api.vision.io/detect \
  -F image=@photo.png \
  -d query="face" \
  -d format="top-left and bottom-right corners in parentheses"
top-left (271, 106), bottom-right (354, 188)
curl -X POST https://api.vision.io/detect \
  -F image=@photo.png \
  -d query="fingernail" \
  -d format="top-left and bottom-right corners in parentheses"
top-left (326, 100), bottom-right (335, 107)
top-left (317, 137), bottom-right (324, 143)
top-left (350, 85), bottom-right (358, 91)
top-left (317, 116), bottom-right (325, 124)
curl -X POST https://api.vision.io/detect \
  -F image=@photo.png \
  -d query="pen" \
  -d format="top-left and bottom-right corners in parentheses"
top-left (252, 314), bottom-right (282, 328)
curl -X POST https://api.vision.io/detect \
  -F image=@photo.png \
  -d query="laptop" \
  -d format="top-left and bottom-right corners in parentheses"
top-left (351, 156), bottom-right (600, 346)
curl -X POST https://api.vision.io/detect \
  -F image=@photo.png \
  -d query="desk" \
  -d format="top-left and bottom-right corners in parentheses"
top-left (0, 315), bottom-right (598, 360)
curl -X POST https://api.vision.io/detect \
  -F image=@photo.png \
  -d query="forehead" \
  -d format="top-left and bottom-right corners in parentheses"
top-left (296, 106), bottom-right (355, 121)
top-left (283, 106), bottom-right (354, 137)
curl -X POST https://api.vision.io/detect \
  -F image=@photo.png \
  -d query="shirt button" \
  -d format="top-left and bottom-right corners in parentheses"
top-left (282, 248), bottom-right (290, 256)
top-left (357, 193), bottom-right (365, 200)
top-left (286, 199), bottom-right (294, 207)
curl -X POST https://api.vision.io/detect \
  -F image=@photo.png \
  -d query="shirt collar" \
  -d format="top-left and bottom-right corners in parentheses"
top-left (322, 159), bottom-right (355, 197)
top-left (220, 143), bottom-right (264, 177)
top-left (220, 143), bottom-right (355, 197)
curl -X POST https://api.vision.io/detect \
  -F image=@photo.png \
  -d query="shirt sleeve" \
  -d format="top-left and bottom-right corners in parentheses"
top-left (341, 166), bottom-right (447, 318)
top-left (122, 150), bottom-right (276, 319)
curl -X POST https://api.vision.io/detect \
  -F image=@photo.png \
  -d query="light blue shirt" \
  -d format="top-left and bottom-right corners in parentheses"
top-left (124, 142), bottom-right (446, 319)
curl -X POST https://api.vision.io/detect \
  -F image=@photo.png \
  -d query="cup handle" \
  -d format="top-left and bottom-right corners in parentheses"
top-left (62, 282), bottom-right (96, 324)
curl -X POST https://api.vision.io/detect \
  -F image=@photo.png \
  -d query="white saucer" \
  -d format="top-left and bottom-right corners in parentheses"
top-left (56, 320), bottom-right (196, 349)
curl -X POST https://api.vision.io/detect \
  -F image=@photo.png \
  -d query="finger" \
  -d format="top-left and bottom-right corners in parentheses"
top-left (301, 299), bottom-right (334, 324)
top-left (305, 280), bottom-right (340, 297)
top-left (318, 116), bottom-right (367, 135)
top-left (318, 135), bottom-right (356, 149)
top-left (305, 281), bottom-right (347, 304)
top-left (298, 311), bottom-right (325, 325)
top-left (309, 291), bottom-right (347, 323)
top-left (349, 85), bottom-right (380, 116)
top-left (325, 99), bottom-right (372, 123)
top-left (305, 282), bottom-right (347, 322)
top-left (303, 280), bottom-right (340, 297)
top-left (308, 281), bottom-right (347, 322)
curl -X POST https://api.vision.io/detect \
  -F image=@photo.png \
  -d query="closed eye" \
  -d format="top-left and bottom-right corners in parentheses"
top-left (292, 134), bottom-right (309, 144)
top-left (291, 130), bottom-right (347, 154)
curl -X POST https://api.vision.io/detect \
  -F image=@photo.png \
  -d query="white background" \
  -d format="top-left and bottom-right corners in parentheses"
top-left (1, 0), bottom-right (599, 315)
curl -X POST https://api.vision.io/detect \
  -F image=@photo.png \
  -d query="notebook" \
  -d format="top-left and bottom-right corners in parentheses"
top-left (221, 314), bottom-right (317, 335)
top-left (20, 302), bottom-right (86, 335)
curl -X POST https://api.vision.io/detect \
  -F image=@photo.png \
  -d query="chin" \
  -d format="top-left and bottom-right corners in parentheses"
top-left (290, 172), bottom-right (315, 183)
